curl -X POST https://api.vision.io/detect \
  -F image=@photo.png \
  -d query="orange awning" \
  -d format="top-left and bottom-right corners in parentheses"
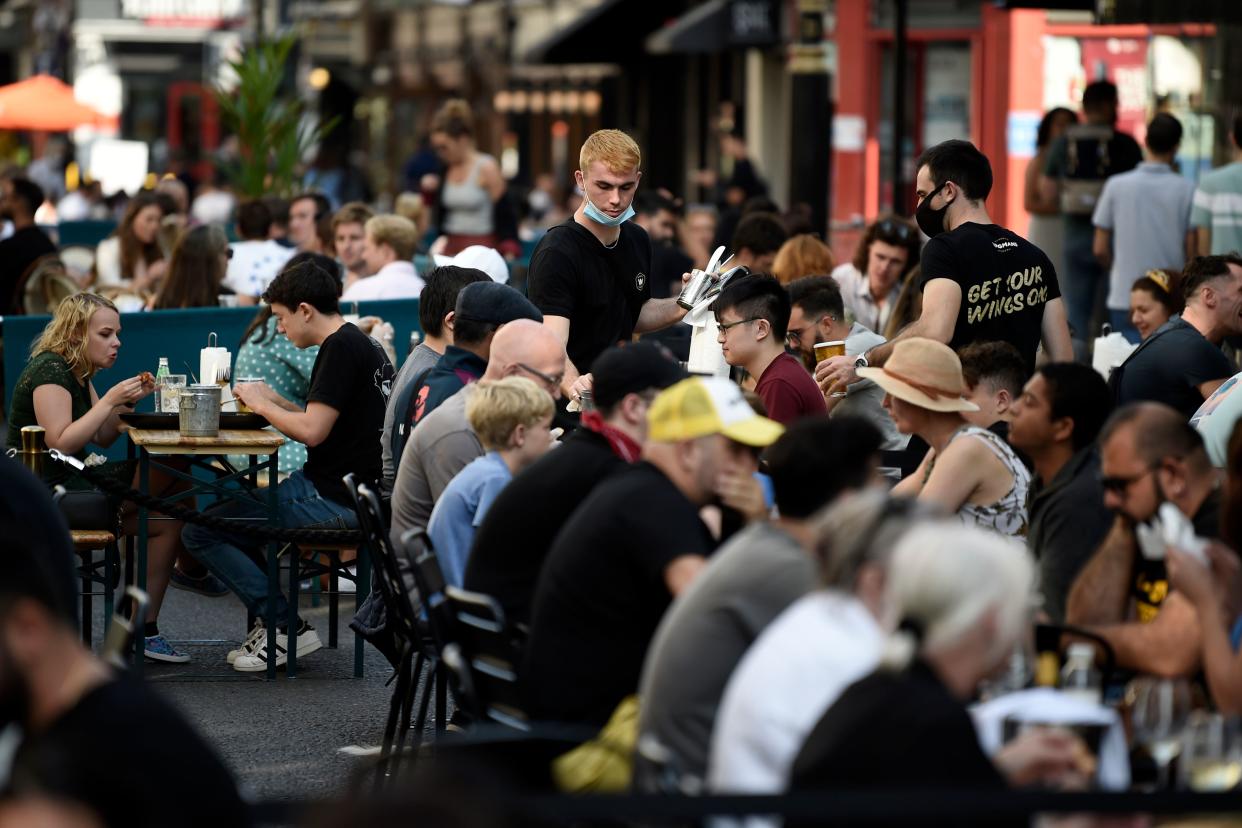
top-left (0, 75), bottom-right (118, 132)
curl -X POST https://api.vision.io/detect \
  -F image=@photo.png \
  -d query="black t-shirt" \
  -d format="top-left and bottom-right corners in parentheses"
top-left (9, 677), bottom-right (250, 828)
top-left (790, 660), bottom-right (1015, 828)
top-left (464, 428), bottom-right (625, 627)
top-left (527, 217), bottom-right (652, 373)
top-left (1131, 487), bottom-right (1222, 623)
top-left (305, 322), bottom-right (394, 504)
top-left (918, 222), bottom-right (1061, 373)
top-left (0, 226), bottom-right (56, 313)
top-left (1113, 318), bottom-right (1235, 420)
top-left (520, 461), bottom-right (714, 728)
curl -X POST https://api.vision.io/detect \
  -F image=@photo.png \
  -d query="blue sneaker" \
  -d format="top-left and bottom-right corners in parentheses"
top-left (144, 635), bottom-right (190, 664)
top-left (170, 567), bottom-right (229, 598)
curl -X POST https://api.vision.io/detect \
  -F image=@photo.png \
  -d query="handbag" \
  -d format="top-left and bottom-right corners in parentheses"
top-left (56, 488), bottom-right (115, 531)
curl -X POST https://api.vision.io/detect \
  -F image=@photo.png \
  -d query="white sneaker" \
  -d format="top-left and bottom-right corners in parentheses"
top-left (227, 620), bottom-right (266, 665)
top-left (232, 625), bottom-right (323, 673)
top-left (339, 566), bottom-right (357, 594)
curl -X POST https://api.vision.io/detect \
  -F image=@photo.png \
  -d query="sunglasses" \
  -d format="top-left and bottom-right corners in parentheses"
top-left (1098, 467), bottom-right (1153, 495)
top-left (877, 218), bottom-right (916, 243)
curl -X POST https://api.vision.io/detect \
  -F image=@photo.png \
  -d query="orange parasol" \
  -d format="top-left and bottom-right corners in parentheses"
top-left (0, 75), bottom-right (118, 132)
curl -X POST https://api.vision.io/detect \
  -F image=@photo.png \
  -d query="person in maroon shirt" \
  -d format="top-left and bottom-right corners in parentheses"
top-left (715, 274), bottom-right (828, 424)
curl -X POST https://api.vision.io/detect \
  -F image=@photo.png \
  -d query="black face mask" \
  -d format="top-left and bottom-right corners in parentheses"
top-left (915, 181), bottom-right (952, 238)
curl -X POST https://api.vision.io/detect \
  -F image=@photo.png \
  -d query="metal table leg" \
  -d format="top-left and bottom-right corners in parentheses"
top-left (265, 451), bottom-right (280, 681)
top-left (133, 449), bottom-right (150, 676)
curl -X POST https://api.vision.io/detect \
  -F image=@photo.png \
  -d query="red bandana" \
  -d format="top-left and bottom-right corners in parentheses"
top-left (580, 410), bottom-right (643, 463)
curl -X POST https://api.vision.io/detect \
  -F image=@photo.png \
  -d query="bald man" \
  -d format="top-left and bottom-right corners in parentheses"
top-left (389, 319), bottom-right (567, 550)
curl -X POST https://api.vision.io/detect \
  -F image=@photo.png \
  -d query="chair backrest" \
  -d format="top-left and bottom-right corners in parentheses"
top-left (345, 475), bottom-right (420, 644)
top-left (442, 585), bottom-right (530, 731)
top-left (19, 255), bottom-right (74, 315)
top-left (401, 529), bottom-right (456, 654)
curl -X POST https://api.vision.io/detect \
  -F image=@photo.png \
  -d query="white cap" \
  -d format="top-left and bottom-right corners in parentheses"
top-left (1066, 643), bottom-right (1096, 662)
top-left (432, 244), bottom-right (509, 284)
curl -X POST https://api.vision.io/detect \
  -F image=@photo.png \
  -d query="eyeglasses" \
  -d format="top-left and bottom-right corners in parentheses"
top-left (877, 218), bottom-right (916, 243)
top-left (1098, 467), bottom-right (1154, 496)
top-left (516, 362), bottom-right (564, 390)
top-left (717, 317), bottom-right (761, 333)
top-left (785, 325), bottom-right (810, 345)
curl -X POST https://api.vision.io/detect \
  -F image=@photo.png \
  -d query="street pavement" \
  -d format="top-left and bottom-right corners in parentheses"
top-left (87, 570), bottom-right (426, 804)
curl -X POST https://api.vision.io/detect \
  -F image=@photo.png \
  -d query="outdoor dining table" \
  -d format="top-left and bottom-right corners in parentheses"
top-left (127, 428), bottom-right (287, 679)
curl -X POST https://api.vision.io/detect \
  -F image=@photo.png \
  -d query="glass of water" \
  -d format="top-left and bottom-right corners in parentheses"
top-left (1180, 711), bottom-right (1242, 791)
top-left (160, 374), bottom-right (186, 414)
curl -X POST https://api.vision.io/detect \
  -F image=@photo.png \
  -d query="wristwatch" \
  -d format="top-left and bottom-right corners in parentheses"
top-left (854, 352), bottom-right (869, 370)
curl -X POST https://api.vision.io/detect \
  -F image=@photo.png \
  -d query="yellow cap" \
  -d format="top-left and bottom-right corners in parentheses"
top-left (647, 377), bottom-right (784, 447)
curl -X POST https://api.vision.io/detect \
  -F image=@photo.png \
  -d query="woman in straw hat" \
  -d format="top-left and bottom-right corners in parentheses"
top-left (858, 338), bottom-right (1031, 537)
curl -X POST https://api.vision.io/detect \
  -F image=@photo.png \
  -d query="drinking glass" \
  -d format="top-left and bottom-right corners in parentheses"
top-left (1180, 711), bottom-right (1242, 791)
top-left (1128, 677), bottom-right (1192, 789)
top-left (159, 374), bottom-right (186, 414)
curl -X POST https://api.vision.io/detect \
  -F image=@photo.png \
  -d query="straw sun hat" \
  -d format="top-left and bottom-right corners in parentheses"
top-left (856, 338), bottom-right (980, 413)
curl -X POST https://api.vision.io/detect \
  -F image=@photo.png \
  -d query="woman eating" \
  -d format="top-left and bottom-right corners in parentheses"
top-left (6, 292), bottom-right (193, 663)
top-left (858, 338), bottom-right (1031, 537)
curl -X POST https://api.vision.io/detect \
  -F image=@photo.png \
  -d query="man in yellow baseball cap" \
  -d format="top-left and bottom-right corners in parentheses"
top-left (521, 376), bottom-right (783, 731)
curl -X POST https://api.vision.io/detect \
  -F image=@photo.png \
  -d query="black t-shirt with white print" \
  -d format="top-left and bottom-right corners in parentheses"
top-left (917, 222), bottom-right (1061, 373)
top-left (527, 217), bottom-right (653, 373)
top-left (304, 322), bottom-right (394, 504)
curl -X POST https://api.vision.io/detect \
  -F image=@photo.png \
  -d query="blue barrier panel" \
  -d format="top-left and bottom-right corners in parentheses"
top-left (50, 220), bottom-right (118, 249)
top-left (3, 298), bottom-right (421, 460)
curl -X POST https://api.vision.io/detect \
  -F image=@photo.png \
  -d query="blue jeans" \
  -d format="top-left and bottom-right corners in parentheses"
top-left (1062, 224), bottom-right (1104, 343)
top-left (181, 471), bottom-right (357, 619)
top-left (1107, 309), bottom-right (1141, 343)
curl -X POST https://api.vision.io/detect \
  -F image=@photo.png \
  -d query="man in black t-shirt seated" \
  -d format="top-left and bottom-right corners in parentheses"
top-left (527, 130), bottom-right (693, 404)
top-left (818, 139), bottom-right (1073, 395)
top-left (464, 341), bottom-right (685, 627)
top-left (519, 376), bottom-right (782, 731)
top-left (0, 176), bottom-right (56, 314)
top-left (183, 259), bottom-right (395, 673)
top-left (1113, 254), bottom-right (1242, 419)
top-left (0, 457), bottom-right (249, 828)
top-left (1066, 403), bottom-right (1223, 677)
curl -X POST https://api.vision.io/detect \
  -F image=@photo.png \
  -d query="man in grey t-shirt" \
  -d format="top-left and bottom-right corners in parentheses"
top-left (633, 417), bottom-right (884, 791)
top-left (381, 266), bottom-right (491, 491)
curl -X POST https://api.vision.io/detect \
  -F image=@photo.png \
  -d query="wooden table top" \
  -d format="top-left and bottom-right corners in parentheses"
top-left (128, 429), bottom-right (284, 455)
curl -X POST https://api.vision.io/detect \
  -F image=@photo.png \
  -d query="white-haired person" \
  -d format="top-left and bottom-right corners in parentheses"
top-left (787, 523), bottom-right (1090, 810)
top-left (708, 491), bottom-right (939, 801)
top-left (426, 376), bottom-right (556, 587)
top-left (859, 337), bottom-right (1031, 536)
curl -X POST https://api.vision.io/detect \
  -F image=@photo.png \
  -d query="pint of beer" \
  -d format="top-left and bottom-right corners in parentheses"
top-left (814, 341), bottom-right (848, 398)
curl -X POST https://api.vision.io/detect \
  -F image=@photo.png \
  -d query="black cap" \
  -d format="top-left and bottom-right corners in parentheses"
top-left (454, 282), bottom-right (543, 325)
top-left (589, 342), bottom-right (686, 410)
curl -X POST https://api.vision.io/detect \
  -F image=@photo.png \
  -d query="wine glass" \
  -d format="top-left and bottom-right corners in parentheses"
top-left (1180, 711), bottom-right (1242, 791)
top-left (1128, 677), bottom-right (1192, 789)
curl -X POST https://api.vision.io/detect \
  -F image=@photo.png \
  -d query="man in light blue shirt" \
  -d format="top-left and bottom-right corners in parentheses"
top-left (1093, 113), bottom-right (1196, 342)
top-left (1191, 113), bottom-right (1242, 257)
top-left (427, 376), bottom-right (555, 586)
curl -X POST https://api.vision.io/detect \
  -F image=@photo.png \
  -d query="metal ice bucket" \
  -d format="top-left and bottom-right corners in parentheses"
top-left (179, 384), bottom-right (222, 437)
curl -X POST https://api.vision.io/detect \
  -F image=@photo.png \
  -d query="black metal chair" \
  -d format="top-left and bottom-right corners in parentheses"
top-left (404, 531), bottom-right (453, 737)
top-left (346, 476), bottom-right (444, 783)
top-left (440, 586), bottom-right (531, 732)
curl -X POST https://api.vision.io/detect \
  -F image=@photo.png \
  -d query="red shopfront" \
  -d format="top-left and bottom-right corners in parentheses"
top-left (827, 2), bottom-right (1216, 264)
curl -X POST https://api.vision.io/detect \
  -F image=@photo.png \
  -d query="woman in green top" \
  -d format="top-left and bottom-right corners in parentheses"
top-left (6, 292), bottom-right (190, 663)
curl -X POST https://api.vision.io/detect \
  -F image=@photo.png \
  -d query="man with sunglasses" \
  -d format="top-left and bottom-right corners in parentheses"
top-left (829, 215), bottom-right (921, 334)
top-left (1066, 402), bottom-right (1224, 676)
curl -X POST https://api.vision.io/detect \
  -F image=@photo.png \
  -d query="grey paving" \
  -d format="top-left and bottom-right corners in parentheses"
top-left (83, 565), bottom-right (422, 803)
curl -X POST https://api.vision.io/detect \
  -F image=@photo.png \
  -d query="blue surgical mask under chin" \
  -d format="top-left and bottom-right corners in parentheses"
top-left (583, 196), bottom-right (635, 227)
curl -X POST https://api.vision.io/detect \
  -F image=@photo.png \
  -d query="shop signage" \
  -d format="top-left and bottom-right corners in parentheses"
top-left (120, 0), bottom-right (246, 26)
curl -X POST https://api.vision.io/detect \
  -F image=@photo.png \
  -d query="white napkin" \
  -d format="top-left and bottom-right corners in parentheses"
top-left (682, 294), bottom-right (729, 378)
top-left (970, 687), bottom-right (1130, 790)
top-left (200, 347), bottom-right (236, 412)
top-left (1092, 332), bottom-right (1136, 381)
